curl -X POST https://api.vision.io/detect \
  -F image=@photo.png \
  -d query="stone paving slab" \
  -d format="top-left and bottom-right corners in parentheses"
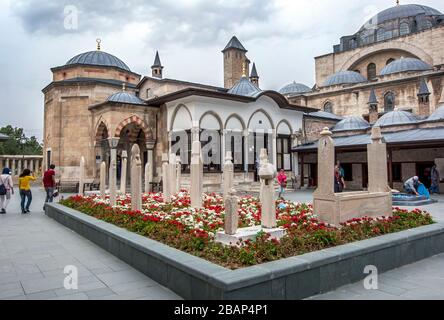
top-left (0, 187), bottom-right (181, 300)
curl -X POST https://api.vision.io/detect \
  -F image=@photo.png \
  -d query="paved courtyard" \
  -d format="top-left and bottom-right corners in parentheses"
top-left (1, 187), bottom-right (444, 300)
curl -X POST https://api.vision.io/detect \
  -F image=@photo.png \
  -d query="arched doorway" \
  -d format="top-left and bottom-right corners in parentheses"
top-left (95, 122), bottom-right (110, 178)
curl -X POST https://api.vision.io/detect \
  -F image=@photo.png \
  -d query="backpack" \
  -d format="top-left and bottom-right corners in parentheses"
top-left (0, 177), bottom-right (7, 196)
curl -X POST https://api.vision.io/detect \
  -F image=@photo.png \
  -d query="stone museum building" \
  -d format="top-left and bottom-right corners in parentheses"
top-left (42, 2), bottom-right (444, 191)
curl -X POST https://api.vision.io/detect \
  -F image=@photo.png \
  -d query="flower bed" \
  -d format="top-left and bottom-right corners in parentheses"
top-left (60, 191), bottom-right (434, 269)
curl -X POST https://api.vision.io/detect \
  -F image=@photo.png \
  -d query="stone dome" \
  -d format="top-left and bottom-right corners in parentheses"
top-left (374, 110), bottom-right (418, 127)
top-left (228, 77), bottom-right (261, 96)
top-left (380, 57), bottom-right (432, 76)
top-left (66, 51), bottom-right (131, 72)
top-left (360, 4), bottom-right (441, 31)
top-left (279, 82), bottom-right (312, 96)
top-left (322, 71), bottom-right (367, 87)
top-left (333, 116), bottom-right (370, 132)
top-left (427, 105), bottom-right (444, 121)
top-left (107, 92), bottom-right (145, 105)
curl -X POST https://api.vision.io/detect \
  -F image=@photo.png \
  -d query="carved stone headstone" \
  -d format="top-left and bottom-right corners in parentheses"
top-left (368, 126), bottom-right (389, 193)
top-left (169, 153), bottom-right (177, 195)
top-left (223, 151), bottom-right (234, 199)
top-left (259, 148), bottom-right (268, 205)
top-left (100, 161), bottom-right (106, 199)
top-left (313, 128), bottom-right (335, 197)
top-left (79, 156), bottom-right (85, 195)
top-left (162, 153), bottom-right (171, 202)
top-left (131, 144), bottom-right (142, 211)
top-left (258, 149), bottom-right (277, 228)
top-left (120, 151), bottom-right (128, 194)
top-left (190, 141), bottom-right (203, 208)
top-left (109, 157), bottom-right (117, 206)
top-left (145, 162), bottom-right (151, 194)
top-left (224, 191), bottom-right (239, 235)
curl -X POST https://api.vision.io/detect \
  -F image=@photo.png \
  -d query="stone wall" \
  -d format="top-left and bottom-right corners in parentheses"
top-left (303, 117), bottom-right (338, 143)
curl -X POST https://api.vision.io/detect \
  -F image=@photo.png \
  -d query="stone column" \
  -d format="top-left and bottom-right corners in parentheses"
top-left (221, 130), bottom-right (227, 166)
top-left (190, 141), bottom-right (203, 208)
top-left (243, 129), bottom-right (249, 177)
top-left (223, 151), bottom-right (234, 199)
top-left (30, 159), bottom-right (34, 173)
top-left (258, 149), bottom-right (277, 228)
top-left (11, 159), bottom-right (16, 177)
top-left (313, 128), bottom-right (335, 197)
top-left (145, 162), bottom-right (151, 194)
top-left (145, 141), bottom-right (155, 193)
top-left (224, 191), bottom-right (239, 235)
top-left (131, 144), bottom-right (142, 211)
top-left (24, 159), bottom-right (28, 170)
top-left (100, 161), bottom-right (106, 199)
top-left (120, 151), bottom-right (128, 194)
top-left (108, 138), bottom-right (119, 206)
top-left (161, 153), bottom-right (171, 202)
top-left (176, 155), bottom-right (182, 192)
top-left (259, 148), bottom-right (268, 204)
top-left (79, 156), bottom-right (85, 195)
top-left (191, 127), bottom-right (200, 143)
top-left (17, 159), bottom-right (22, 177)
top-left (367, 126), bottom-right (389, 193)
top-left (168, 153), bottom-right (177, 195)
top-left (272, 129), bottom-right (277, 167)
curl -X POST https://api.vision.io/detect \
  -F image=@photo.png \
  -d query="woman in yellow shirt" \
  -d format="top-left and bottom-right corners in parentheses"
top-left (18, 169), bottom-right (36, 214)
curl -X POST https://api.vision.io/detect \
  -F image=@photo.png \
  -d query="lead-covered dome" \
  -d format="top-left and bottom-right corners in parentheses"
top-left (380, 57), bottom-right (432, 76)
top-left (360, 4), bottom-right (442, 31)
top-left (374, 110), bottom-right (418, 127)
top-left (333, 116), bottom-right (370, 132)
top-left (228, 77), bottom-right (261, 96)
top-left (427, 105), bottom-right (444, 121)
top-left (66, 51), bottom-right (131, 72)
top-left (323, 71), bottom-right (367, 87)
top-left (107, 92), bottom-right (145, 105)
top-left (279, 82), bottom-right (312, 96)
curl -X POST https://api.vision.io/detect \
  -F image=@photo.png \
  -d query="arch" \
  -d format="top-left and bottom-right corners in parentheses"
top-left (384, 91), bottom-right (396, 112)
top-left (170, 104), bottom-right (193, 131)
top-left (386, 58), bottom-right (395, 65)
top-left (114, 115), bottom-right (151, 141)
top-left (247, 109), bottom-right (275, 131)
top-left (95, 121), bottom-right (109, 142)
top-left (340, 41), bottom-right (433, 72)
top-left (199, 111), bottom-right (223, 131)
top-left (367, 63), bottom-right (376, 80)
top-left (224, 113), bottom-right (246, 131)
top-left (276, 119), bottom-right (293, 135)
top-left (323, 101), bottom-right (334, 113)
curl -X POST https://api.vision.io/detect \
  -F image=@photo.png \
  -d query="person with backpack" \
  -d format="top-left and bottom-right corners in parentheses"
top-left (43, 164), bottom-right (57, 209)
top-left (0, 168), bottom-right (14, 214)
top-left (277, 169), bottom-right (287, 199)
top-left (18, 169), bottom-right (36, 214)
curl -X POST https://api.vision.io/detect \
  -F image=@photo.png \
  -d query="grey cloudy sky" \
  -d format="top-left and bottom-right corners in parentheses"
top-left (1, 0), bottom-right (443, 141)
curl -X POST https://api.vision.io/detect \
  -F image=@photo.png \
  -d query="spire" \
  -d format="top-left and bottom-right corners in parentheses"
top-left (368, 88), bottom-right (378, 105)
top-left (96, 38), bottom-right (102, 51)
top-left (151, 51), bottom-right (164, 79)
top-left (122, 82), bottom-right (126, 92)
top-left (249, 62), bottom-right (259, 88)
top-left (417, 78), bottom-right (430, 96)
top-left (222, 36), bottom-right (247, 53)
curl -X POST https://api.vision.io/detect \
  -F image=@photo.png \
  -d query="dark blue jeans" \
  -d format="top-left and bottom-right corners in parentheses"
top-left (20, 189), bottom-right (32, 212)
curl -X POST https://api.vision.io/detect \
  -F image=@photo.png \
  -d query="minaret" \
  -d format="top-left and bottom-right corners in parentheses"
top-left (368, 88), bottom-right (379, 124)
top-left (417, 77), bottom-right (431, 116)
top-left (250, 63), bottom-right (259, 88)
top-left (151, 51), bottom-right (164, 79)
top-left (222, 36), bottom-right (250, 89)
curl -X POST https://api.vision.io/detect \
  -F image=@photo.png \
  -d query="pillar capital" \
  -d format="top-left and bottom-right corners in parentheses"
top-left (108, 138), bottom-right (119, 149)
top-left (146, 140), bottom-right (156, 150)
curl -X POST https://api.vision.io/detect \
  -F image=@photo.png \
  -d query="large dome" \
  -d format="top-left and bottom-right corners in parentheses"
top-left (333, 116), bottom-right (370, 132)
top-left (279, 82), bottom-right (312, 96)
top-left (374, 110), bottom-right (418, 127)
top-left (66, 51), bottom-right (131, 72)
top-left (380, 57), bottom-right (432, 76)
top-left (360, 4), bottom-right (442, 30)
top-left (323, 71), bottom-right (367, 87)
top-left (228, 77), bottom-right (261, 97)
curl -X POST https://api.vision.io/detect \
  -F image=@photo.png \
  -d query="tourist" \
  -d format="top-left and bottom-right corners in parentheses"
top-left (43, 164), bottom-right (56, 209)
top-left (431, 164), bottom-right (440, 194)
top-left (277, 169), bottom-right (287, 199)
top-left (18, 169), bottom-right (36, 214)
top-left (0, 168), bottom-right (14, 214)
top-left (334, 165), bottom-right (343, 193)
top-left (336, 161), bottom-right (346, 190)
top-left (404, 176), bottom-right (420, 196)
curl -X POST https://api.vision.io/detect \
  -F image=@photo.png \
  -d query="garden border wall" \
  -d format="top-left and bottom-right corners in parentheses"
top-left (46, 203), bottom-right (444, 300)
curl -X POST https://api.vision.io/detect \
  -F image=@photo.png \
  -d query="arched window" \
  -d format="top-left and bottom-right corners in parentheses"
top-left (367, 63), bottom-right (376, 80)
top-left (386, 58), bottom-right (395, 65)
top-left (324, 102), bottom-right (333, 113)
top-left (349, 38), bottom-right (357, 49)
top-left (376, 28), bottom-right (386, 42)
top-left (400, 22), bottom-right (410, 36)
top-left (384, 92), bottom-right (395, 112)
